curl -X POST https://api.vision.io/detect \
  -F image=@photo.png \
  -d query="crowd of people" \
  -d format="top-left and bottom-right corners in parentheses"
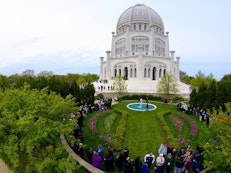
top-left (66, 100), bottom-right (204, 173)
top-left (69, 134), bottom-right (204, 173)
top-left (176, 102), bottom-right (210, 125)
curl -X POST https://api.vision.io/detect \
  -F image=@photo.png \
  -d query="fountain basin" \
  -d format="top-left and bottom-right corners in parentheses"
top-left (127, 103), bottom-right (157, 111)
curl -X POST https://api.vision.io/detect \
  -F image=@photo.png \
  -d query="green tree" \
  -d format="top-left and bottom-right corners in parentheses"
top-left (216, 74), bottom-right (231, 111)
top-left (37, 70), bottom-right (54, 77)
top-left (202, 103), bottom-right (231, 172)
top-left (157, 72), bottom-right (179, 101)
top-left (0, 84), bottom-right (80, 173)
top-left (204, 80), bottom-right (217, 110)
top-left (190, 70), bottom-right (215, 90)
top-left (196, 82), bottom-right (207, 109)
top-left (189, 88), bottom-right (198, 107)
top-left (0, 74), bottom-right (7, 89)
top-left (180, 70), bottom-right (187, 81)
top-left (80, 82), bottom-right (95, 105)
top-left (112, 75), bottom-right (127, 99)
top-left (21, 69), bottom-right (36, 77)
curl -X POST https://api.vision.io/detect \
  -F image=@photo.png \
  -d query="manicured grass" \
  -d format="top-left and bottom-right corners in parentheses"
top-left (120, 104), bottom-right (164, 159)
top-left (81, 101), bottom-right (209, 173)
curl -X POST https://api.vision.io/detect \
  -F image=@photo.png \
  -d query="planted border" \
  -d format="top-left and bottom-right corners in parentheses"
top-left (169, 115), bottom-right (183, 132)
top-left (88, 110), bottom-right (109, 133)
top-left (157, 111), bottom-right (179, 149)
top-left (112, 108), bottom-right (128, 151)
top-left (177, 113), bottom-right (198, 137)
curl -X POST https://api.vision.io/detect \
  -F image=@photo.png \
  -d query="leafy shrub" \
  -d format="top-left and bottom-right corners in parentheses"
top-left (104, 112), bottom-right (117, 131)
top-left (157, 111), bottom-right (179, 149)
top-left (172, 96), bottom-right (185, 103)
top-left (112, 109), bottom-right (128, 151)
top-left (121, 94), bottom-right (162, 101)
top-left (95, 93), bottom-right (104, 100)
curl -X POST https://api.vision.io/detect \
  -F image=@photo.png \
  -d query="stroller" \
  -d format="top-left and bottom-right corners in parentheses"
top-left (192, 160), bottom-right (203, 173)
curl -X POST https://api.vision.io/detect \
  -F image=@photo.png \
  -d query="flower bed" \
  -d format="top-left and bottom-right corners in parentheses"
top-left (99, 134), bottom-right (113, 143)
top-left (170, 115), bottom-right (183, 132)
top-left (88, 110), bottom-right (108, 133)
top-left (178, 113), bottom-right (198, 137)
top-left (176, 136), bottom-right (190, 145)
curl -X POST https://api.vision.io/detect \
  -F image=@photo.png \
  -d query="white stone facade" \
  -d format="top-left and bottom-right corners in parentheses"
top-left (95, 4), bottom-right (191, 96)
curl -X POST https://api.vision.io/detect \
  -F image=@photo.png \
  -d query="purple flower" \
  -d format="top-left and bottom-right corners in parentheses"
top-left (178, 113), bottom-right (198, 136)
top-left (89, 110), bottom-right (109, 133)
top-left (170, 115), bottom-right (183, 131)
top-left (100, 134), bottom-right (112, 143)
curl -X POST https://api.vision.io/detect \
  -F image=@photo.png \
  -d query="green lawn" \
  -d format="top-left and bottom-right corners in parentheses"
top-left (81, 101), bottom-right (209, 173)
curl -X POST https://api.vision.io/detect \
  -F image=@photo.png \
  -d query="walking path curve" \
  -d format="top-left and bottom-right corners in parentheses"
top-left (0, 159), bottom-right (12, 173)
top-left (60, 134), bottom-right (105, 173)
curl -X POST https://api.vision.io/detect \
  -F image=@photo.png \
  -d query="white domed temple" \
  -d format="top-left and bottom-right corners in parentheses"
top-left (94, 4), bottom-right (191, 98)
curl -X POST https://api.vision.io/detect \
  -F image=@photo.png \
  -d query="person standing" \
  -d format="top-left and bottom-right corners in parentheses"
top-left (77, 143), bottom-right (84, 159)
top-left (124, 147), bottom-right (130, 160)
top-left (144, 152), bottom-right (155, 168)
top-left (104, 149), bottom-right (114, 171)
top-left (146, 97), bottom-right (149, 111)
top-left (116, 151), bottom-right (125, 171)
top-left (177, 147), bottom-right (185, 157)
top-left (155, 153), bottom-right (165, 173)
top-left (174, 156), bottom-right (184, 173)
top-left (92, 151), bottom-right (103, 169)
top-left (158, 143), bottom-right (167, 156)
top-left (96, 144), bottom-right (104, 159)
top-left (165, 153), bottom-right (173, 173)
top-left (134, 156), bottom-right (142, 173)
top-left (86, 147), bottom-right (93, 164)
top-left (140, 162), bottom-right (150, 173)
top-left (183, 156), bottom-right (192, 173)
top-left (123, 157), bottom-right (133, 173)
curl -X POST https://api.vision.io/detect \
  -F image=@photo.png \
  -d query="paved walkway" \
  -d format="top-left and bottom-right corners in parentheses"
top-left (0, 159), bottom-right (12, 173)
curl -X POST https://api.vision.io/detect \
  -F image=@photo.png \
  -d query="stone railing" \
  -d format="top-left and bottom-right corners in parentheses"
top-left (60, 134), bottom-right (105, 173)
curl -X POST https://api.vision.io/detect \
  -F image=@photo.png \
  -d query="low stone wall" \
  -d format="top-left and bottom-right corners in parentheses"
top-left (60, 134), bottom-right (105, 173)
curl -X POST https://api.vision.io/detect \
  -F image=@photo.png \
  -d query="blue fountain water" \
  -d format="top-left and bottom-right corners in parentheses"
top-left (127, 103), bottom-right (157, 111)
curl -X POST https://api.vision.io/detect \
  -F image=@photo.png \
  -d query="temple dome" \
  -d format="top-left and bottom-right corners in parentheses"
top-left (116, 4), bottom-right (164, 32)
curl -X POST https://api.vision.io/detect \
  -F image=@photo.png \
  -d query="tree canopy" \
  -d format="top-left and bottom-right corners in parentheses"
top-left (202, 103), bottom-right (231, 172)
top-left (157, 72), bottom-right (179, 100)
top-left (0, 84), bottom-right (80, 173)
top-left (190, 74), bottom-right (231, 111)
top-left (112, 76), bottom-right (127, 98)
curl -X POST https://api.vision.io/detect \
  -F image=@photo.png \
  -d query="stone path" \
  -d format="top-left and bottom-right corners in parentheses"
top-left (0, 159), bottom-right (12, 173)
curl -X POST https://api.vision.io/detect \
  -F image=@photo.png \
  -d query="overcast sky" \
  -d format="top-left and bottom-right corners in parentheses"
top-left (0, 0), bottom-right (230, 80)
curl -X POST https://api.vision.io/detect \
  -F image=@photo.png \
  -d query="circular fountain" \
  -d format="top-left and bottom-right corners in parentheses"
top-left (127, 103), bottom-right (157, 111)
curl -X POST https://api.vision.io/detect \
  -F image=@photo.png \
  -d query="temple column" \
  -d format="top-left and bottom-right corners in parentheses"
top-left (137, 46), bottom-right (144, 79)
top-left (111, 32), bottom-right (115, 57)
top-left (106, 51), bottom-right (111, 80)
top-left (176, 57), bottom-right (180, 80)
top-left (170, 50), bottom-right (175, 76)
top-left (165, 32), bottom-right (170, 56)
top-left (126, 25), bottom-right (130, 56)
top-left (150, 26), bottom-right (154, 55)
top-left (100, 57), bottom-right (104, 80)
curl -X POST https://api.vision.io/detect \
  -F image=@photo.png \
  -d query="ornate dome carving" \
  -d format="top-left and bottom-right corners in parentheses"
top-left (116, 4), bottom-right (164, 32)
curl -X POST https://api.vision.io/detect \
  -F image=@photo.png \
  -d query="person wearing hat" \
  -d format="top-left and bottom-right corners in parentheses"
top-left (155, 153), bottom-right (165, 173)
